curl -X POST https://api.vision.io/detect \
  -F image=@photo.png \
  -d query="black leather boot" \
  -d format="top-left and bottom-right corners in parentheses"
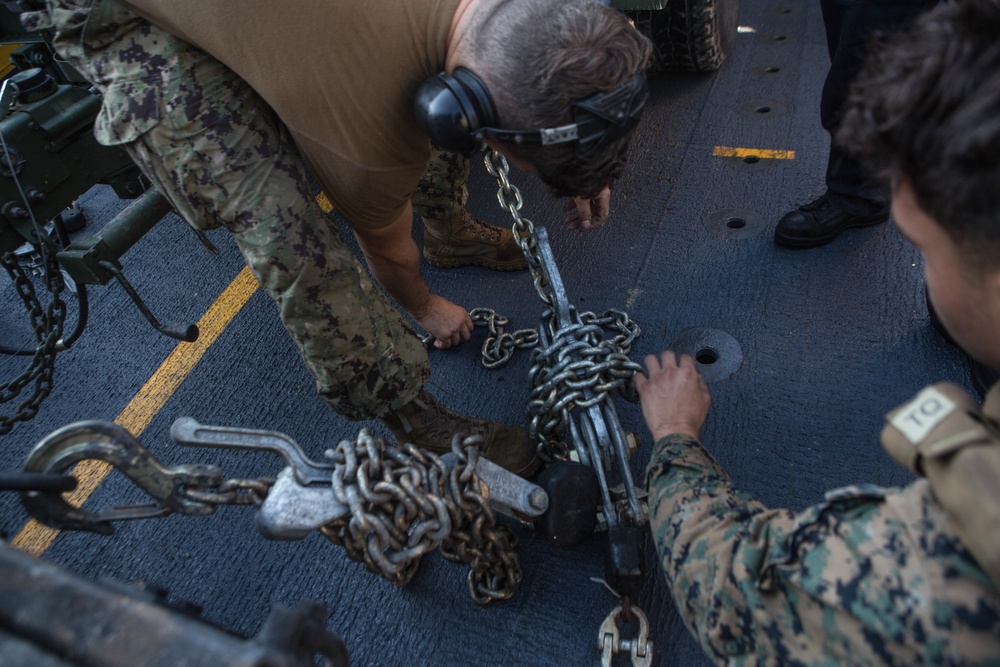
top-left (775, 193), bottom-right (889, 249)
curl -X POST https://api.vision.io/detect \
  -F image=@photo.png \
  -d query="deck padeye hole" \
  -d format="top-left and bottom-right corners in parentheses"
top-left (696, 348), bottom-right (720, 365)
top-left (669, 328), bottom-right (743, 382)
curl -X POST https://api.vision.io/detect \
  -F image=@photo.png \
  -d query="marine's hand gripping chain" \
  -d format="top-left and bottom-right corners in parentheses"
top-left (19, 417), bottom-right (547, 604)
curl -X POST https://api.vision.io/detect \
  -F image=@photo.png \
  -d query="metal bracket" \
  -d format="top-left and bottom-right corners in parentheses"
top-left (255, 467), bottom-right (348, 540)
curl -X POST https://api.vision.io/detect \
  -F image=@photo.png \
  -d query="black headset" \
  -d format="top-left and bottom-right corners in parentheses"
top-left (414, 66), bottom-right (648, 157)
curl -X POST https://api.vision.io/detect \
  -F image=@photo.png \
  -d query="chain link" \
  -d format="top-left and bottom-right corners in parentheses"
top-left (318, 429), bottom-right (521, 604)
top-left (180, 477), bottom-right (276, 508)
top-left (528, 310), bottom-right (643, 460)
top-left (482, 150), bottom-right (552, 307)
top-left (1, 243), bottom-right (66, 435)
top-left (475, 306), bottom-right (642, 460)
top-left (470, 308), bottom-right (539, 368)
top-left (20, 419), bottom-right (517, 604)
top-left (478, 148), bottom-right (642, 459)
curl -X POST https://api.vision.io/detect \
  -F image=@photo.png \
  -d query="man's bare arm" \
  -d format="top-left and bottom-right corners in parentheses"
top-left (352, 203), bottom-right (473, 349)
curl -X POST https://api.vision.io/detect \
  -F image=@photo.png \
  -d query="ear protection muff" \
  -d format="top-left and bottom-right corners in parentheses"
top-left (414, 66), bottom-right (648, 157)
top-left (413, 68), bottom-right (499, 155)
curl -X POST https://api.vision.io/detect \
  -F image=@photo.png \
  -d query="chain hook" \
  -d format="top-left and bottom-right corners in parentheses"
top-left (21, 420), bottom-right (223, 534)
top-left (598, 603), bottom-right (653, 667)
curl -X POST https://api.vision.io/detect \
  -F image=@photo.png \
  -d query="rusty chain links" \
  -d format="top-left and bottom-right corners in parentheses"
top-left (319, 429), bottom-right (521, 604)
top-left (180, 477), bottom-right (276, 508)
top-left (1, 245), bottom-right (66, 435)
top-left (20, 420), bottom-right (517, 604)
top-left (479, 149), bottom-right (642, 459)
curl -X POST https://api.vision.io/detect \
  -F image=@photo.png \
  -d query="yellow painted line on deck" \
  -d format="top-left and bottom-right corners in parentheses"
top-left (11, 266), bottom-right (260, 557)
top-left (11, 190), bottom-right (337, 555)
top-left (714, 146), bottom-right (796, 160)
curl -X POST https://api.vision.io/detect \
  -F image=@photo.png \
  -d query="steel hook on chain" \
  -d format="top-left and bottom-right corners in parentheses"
top-left (21, 420), bottom-right (223, 534)
top-left (598, 602), bottom-right (653, 667)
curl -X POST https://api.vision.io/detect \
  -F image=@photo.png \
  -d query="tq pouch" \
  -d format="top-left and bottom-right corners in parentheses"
top-left (881, 381), bottom-right (1000, 587)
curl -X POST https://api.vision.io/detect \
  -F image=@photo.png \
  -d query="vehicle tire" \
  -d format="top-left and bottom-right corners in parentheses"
top-left (628, 0), bottom-right (741, 73)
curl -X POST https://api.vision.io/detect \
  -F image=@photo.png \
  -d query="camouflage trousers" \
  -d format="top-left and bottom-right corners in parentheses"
top-left (645, 434), bottom-right (1000, 666)
top-left (28, 0), bottom-right (429, 420)
top-left (413, 144), bottom-right (471, 231)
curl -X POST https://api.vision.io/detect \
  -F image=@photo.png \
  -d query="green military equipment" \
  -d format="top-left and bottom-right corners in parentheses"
top-left (0, 67), bottom-right (143, 256)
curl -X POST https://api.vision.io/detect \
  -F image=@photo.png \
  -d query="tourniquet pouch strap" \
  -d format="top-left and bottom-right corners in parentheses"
top-left (880, 381), bottom-right (1000, 587)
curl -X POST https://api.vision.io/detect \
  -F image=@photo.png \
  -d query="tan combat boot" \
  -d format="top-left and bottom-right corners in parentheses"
top-left (382, 390), bottom-right (542, 478)
top-left (422, 210), bottom-right (528, 271)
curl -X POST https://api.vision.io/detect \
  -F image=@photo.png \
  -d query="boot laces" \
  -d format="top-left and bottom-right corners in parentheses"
top-left (801, 193), bottom-right (833, 213)
top-left (462, 213), bottom-right (504, 243)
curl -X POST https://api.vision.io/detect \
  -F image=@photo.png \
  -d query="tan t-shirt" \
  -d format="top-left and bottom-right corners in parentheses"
top-left (124, 0), bottom-right (461, 229)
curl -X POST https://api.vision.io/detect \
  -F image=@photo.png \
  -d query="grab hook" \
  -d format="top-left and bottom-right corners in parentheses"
top-left (21, 420), bottom-right (223, 534)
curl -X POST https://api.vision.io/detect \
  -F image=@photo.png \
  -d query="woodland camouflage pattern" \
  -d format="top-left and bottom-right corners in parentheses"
top-left (413, 144), bottom-right (470, 225)
top-left (24, 0), bottom-right (431, 419)
top-left (646, 433), bottom-right (1000, 666)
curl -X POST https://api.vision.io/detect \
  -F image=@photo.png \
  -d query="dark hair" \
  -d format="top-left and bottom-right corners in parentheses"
top-left (838, 0), bottom-right (1000, 269)
top-left (467, 0), bottom-right (653, 198)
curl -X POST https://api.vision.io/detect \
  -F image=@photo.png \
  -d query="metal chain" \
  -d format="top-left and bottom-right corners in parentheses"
top-left (470, 308), bottom-right (539, 368)
top-left (472, 305), bottom-right (641, 457)
top-left (180, 477), bottom-right (276, 508)
top-left (482, 150), bottom-right (552, 307)
top-left (20, 421), bottom-right (517, 604)
top-left (528, 309), bottom-right (642, 460)
top-left (318, 429), bottom-right (521, 604)
top-left (1, 245), bottom-right (66, 435)
top-left (479, 148), bottom-right (642, 459)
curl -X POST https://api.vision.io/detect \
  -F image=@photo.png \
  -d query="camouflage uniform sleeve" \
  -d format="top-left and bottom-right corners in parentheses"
top-left (644, 434), bottom-right (803, 662)
top-left (645, 435), bottom-right (1000, 666)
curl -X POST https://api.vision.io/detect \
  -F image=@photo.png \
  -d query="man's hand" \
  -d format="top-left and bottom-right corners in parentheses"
top-left (414, 295), bottom-right (474, 349)
top-left (634, 351), bottom-right (711, 441)
top-left (563, 187), bottom-right (611, 230)
top-left (353, 202), bottom-right (471, 349)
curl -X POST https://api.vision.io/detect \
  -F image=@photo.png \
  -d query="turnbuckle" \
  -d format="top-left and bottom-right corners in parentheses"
top-left (598, 603), bottom-right (653, 667)
top-left (21, 420), bottom-right (223, 534)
